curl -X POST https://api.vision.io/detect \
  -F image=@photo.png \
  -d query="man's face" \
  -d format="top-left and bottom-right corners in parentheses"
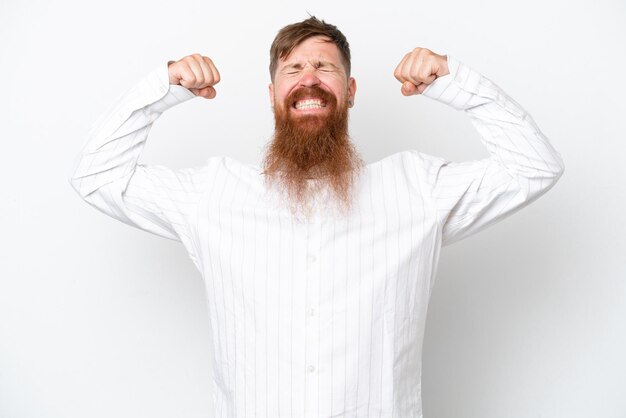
top-left (263, 35), bottom-right (362, 218)
top-left (269, 36), bottom-right (356, 119)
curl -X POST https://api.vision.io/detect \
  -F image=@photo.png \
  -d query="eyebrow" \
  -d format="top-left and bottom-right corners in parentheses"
top-left (281, 60), bottom-right (340, 71)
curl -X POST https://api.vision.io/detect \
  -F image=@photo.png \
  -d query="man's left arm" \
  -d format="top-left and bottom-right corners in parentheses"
top-left (395, 48), bottom-right (565, 246)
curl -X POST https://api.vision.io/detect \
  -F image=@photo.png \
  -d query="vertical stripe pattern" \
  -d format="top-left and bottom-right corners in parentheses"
top-left (69, 56), bottom-right (564, 417)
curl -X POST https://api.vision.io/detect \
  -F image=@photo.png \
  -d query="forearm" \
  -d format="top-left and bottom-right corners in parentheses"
top-left (422, 56), bottom-right (565, 194)
top-left (68, 63), bottom-right (195, 199)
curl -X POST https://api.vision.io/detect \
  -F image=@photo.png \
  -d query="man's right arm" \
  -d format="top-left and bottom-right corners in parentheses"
top-left (68, 55), bottom-right (219, 247)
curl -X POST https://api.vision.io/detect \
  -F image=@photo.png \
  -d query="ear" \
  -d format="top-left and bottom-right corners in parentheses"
top-left (268, 83), bottom-right (275, 110)
top-left (348, 77), bottom-right (357, 108)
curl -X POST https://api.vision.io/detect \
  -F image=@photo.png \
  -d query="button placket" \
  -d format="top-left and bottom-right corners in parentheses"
top-left (303, 220), bottom-right (321, 415)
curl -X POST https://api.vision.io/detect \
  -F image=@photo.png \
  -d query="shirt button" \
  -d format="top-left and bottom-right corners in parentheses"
top-left (308, 308), bottom-right (316, 317)
top-left (307, 254), bottom-right (317, 263)
top-left (307, 365), bottom-right (316, 373)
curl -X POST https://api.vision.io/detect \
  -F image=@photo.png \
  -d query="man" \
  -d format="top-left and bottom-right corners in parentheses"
top-left (69, 16), bottom-right (564, 418)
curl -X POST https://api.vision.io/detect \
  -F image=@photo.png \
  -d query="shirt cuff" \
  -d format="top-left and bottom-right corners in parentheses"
top-left (421, 55), bottom-right (478, 110)
top-left (143, 62), bottom-right (197, 114)
top-left (421, 55), bottom-right (527, 119)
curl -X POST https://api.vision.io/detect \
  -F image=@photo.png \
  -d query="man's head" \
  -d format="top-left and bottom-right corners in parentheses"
top-left (263, 17), bottom-right (362, 217)
top-left (269, 16), bottom-right (352, 82)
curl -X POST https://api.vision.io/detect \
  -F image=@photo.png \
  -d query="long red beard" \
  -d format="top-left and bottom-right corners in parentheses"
top-left (262, 86), bottom-right (363, 216)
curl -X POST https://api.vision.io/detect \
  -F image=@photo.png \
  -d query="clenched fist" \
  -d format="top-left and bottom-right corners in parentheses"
top-left (394, 47), bottom-right (449, 96)
top-left (168, 54), bottom-right (221, 99)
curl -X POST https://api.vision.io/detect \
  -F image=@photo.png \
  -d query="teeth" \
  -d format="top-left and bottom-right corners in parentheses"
top-left (295, 99), bottom-right (324, 110)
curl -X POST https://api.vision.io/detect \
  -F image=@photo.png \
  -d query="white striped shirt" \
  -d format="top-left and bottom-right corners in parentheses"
top-left (69, 55), bottom-right (564, 417)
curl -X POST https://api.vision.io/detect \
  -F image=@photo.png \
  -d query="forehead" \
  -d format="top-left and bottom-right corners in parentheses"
top-left (279, 36), bottom-right (343, 66)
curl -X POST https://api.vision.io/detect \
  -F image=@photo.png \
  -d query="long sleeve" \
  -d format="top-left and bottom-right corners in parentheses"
top-left (414, 55), bottom-right (565, 246)
top-left (68, 62), bottom-right (209, 264)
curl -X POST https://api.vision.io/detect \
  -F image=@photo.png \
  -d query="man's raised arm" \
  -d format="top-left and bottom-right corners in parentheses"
top-left (395, 47), bottom-right (565, 246)
top-left (68, 55), bottom-right (220, 249)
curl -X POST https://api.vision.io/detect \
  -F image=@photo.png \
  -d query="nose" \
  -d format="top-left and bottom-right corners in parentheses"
top-left (298, 71), bottom-right (321, 88)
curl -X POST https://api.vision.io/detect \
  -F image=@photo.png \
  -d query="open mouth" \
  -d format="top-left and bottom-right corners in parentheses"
top-left (293, 98), bottom-right (327, 110)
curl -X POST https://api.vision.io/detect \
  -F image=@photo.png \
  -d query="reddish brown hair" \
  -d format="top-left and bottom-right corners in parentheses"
top-left (269, 16), bottom-right (351, 81)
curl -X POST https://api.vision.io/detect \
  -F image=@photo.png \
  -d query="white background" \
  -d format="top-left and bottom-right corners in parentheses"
top-left (1, 0), bottom-right (624, 417)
